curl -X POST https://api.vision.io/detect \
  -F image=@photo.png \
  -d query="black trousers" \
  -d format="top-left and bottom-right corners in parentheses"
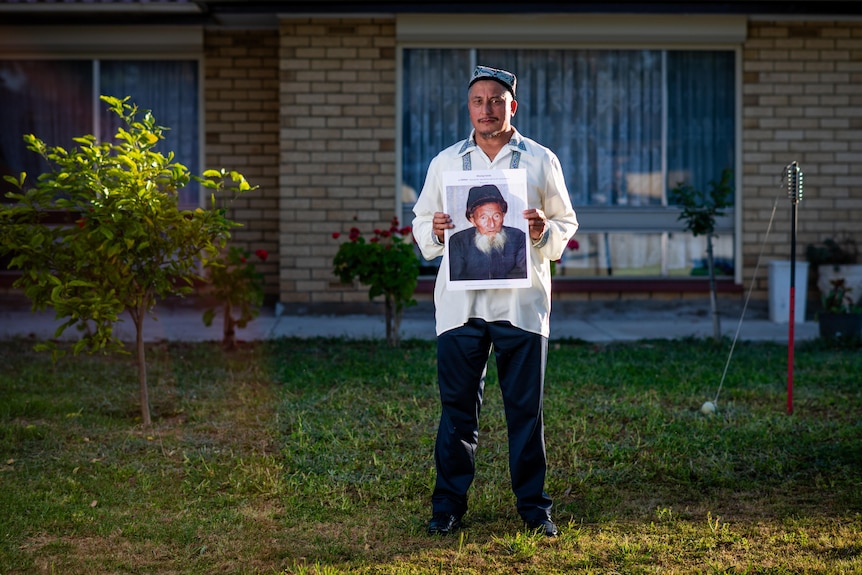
top-left (432, 318), bottom-right (552, 523)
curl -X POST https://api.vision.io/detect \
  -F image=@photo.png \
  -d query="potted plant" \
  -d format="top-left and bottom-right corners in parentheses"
top-left (806, 236), bottom-right (862, 303)
top-left (817, 277), bottom-right (862, 339)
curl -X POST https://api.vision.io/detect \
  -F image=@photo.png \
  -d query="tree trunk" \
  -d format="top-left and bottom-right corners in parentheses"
top-left (384, 296), bottom-right (394, 346)
top-left (223, 301), bottom-right (236, 350)
top-left (133, 303), bottom-right (151, 426)
top-left (706, 234), bottom-right (721, 341)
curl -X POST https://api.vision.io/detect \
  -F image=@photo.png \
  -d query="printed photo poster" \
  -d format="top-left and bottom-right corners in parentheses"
top-left (442, 169), bottom-right (531, 291)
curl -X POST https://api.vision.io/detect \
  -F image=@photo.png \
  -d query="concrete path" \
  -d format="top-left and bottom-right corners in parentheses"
top-left (0, 299), bottom-right (820, 344)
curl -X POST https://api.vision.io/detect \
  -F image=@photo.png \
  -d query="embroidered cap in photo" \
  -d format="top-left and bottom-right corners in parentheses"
top-left (466, 184), bottom-right (509, 220)
top-left (469, 65), bottom-right (517, 98)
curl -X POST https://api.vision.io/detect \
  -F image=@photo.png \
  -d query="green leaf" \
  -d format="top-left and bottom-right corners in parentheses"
top-left (202, 308), bottom-right (216, 327)
top-left (2, 172), bottom-right (26, 187)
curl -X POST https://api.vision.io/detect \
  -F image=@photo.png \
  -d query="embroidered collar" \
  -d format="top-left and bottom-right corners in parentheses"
top-left (458, 129), bottom-right (526, 157)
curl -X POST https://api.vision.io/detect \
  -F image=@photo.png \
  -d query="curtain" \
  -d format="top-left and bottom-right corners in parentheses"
top-left (667, 50), bottom-right (736, 195)
top-left (0, 60), bottom-right (93, 201)
top-left (401, 49), bottom-right (473, 198)
top-left (1, 59), bottom-right (199, 207)
top-left (100, 60), bottom-right (200, 206)
top-left (401, 48), bottom-right (734, 209)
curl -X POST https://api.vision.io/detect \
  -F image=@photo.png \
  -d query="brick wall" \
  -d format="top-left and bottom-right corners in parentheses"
top-left (278, 18), bottom-right (397, 310)
top-left (742, 20), bottom-right (862, 301)
top-left (204, 30), bottom-right (281, 300)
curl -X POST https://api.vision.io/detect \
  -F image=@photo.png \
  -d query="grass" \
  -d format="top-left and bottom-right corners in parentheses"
top-left (0, 335), bottom-right (860, 574)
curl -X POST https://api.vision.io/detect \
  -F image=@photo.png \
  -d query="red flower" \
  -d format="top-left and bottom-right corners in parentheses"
top-left (255, 249), bottom-right (269, 262)
top-left (400, 226), bottom-right (412, 235)
top-left (370, 236), bottom-right (379, 243)
top-left (240, 257), bottom-right (247, 263)
top-left (567, 239), bottom-right (580, 251)
top-left (75, 218), bottom-right (86, 228)
top-left (332, 232), bottom-right (341, 239)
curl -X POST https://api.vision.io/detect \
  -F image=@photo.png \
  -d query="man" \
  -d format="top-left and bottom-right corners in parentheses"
top-left (412, 65), bottom-right (579, 538)
top-left (449, 183), bottom-right (527, 281)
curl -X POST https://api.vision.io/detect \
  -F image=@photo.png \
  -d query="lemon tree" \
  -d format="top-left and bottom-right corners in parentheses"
top-left (0, 95), bottom-right (253, 424)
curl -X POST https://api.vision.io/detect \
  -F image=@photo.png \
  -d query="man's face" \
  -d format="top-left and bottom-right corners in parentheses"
top-left (468, 80), bottom-right (517, 139)
top-left (469, 202), bottom-right (505, 237)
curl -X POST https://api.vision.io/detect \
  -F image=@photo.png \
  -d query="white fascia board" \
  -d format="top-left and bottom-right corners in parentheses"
top-left (0, 26), bottom-right (204, 57)
top-left (0, 3), bottom-right (202, 13)
top-left (397, 13), bottom-right (748, 46)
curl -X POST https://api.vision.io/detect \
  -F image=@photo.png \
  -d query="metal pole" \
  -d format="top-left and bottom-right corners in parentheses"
top-left (786, 162), bottom-right (803, 415)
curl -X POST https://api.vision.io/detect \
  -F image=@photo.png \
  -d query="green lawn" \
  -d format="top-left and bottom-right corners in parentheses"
top-left (1, 336), bottom-right (860, 574)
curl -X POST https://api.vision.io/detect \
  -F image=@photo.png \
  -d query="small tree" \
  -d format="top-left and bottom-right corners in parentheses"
top-left (0, 95), bottom-right (253, 425)
top-left (202, 245), bottom-right (269, 350)
top-left (669, 168), bottom-right (734, 341)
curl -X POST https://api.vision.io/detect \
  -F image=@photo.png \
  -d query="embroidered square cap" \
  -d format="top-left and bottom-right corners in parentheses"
top-left (469, 65), bottom-right (517, 98)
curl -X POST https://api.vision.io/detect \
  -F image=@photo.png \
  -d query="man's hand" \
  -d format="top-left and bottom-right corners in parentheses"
top-left (433, 212), bottom-right (454, 243)
top-left (523, 208), bottom-right (547, 241)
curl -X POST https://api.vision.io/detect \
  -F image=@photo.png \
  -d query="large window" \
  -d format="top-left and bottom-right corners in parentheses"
top-left (0, 59), bottom-right (200, 207)
top-left (401, 48), bottom-right (736, 279)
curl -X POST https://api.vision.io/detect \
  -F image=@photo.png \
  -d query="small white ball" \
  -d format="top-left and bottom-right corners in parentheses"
top-left (700, 401), bottom-right (716, 415)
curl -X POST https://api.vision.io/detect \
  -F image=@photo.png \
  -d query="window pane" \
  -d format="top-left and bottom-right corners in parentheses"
top-left (402, 49), bottom-right (472, 199)
top-left (667, 231), bottom-right (735, 277)
top-left (0, 60), bottom-right (93, 201)
top-left (100, 60), bottom-right (200, 207)
top-left (557, 232), bottom-right (665, 277)
top-left (667, 51), bottom-right (735, 200)
top-left (478, 49), bottom-right (664, 208)
top-left (556, 231), bottom-right (734, 278)
top-left (401, 47), bottom-right (736, 278)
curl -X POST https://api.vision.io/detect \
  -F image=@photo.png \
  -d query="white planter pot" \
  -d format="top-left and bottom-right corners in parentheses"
top-left (816, 264), bottom-right (862, 305)
top-left (768, 260), bottom-right (809, 323)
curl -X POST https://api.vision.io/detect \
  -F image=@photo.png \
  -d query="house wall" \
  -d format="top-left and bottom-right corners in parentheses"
top-left (248, 16), bottom-right (860, 311)
top-left (204, 29), bottom-right (281, 300)
top-left (277, 18), bottom-right (398, 312)
top-left (9, 17), bottom-right (857, 311)
top-left (742, 20), bottom-right (862, 304)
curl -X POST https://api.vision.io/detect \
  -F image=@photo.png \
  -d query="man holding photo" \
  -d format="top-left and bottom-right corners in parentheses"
top-left (412, 65), bottom-right (579, 538)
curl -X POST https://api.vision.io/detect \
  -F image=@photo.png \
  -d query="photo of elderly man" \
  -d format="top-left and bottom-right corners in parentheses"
top-left (448, 184), bottom-right (527, 281)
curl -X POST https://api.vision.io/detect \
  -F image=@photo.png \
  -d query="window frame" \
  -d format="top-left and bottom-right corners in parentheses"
top-left (395, 14), bottom-right (744, 285)
top-left (0, 25), bottom-right (205, 208)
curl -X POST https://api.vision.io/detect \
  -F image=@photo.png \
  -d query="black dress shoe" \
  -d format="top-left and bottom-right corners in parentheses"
top-left (526, 518), bottom-right (558, 537)
top-left (428, 512), bottom-right (463, 535)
